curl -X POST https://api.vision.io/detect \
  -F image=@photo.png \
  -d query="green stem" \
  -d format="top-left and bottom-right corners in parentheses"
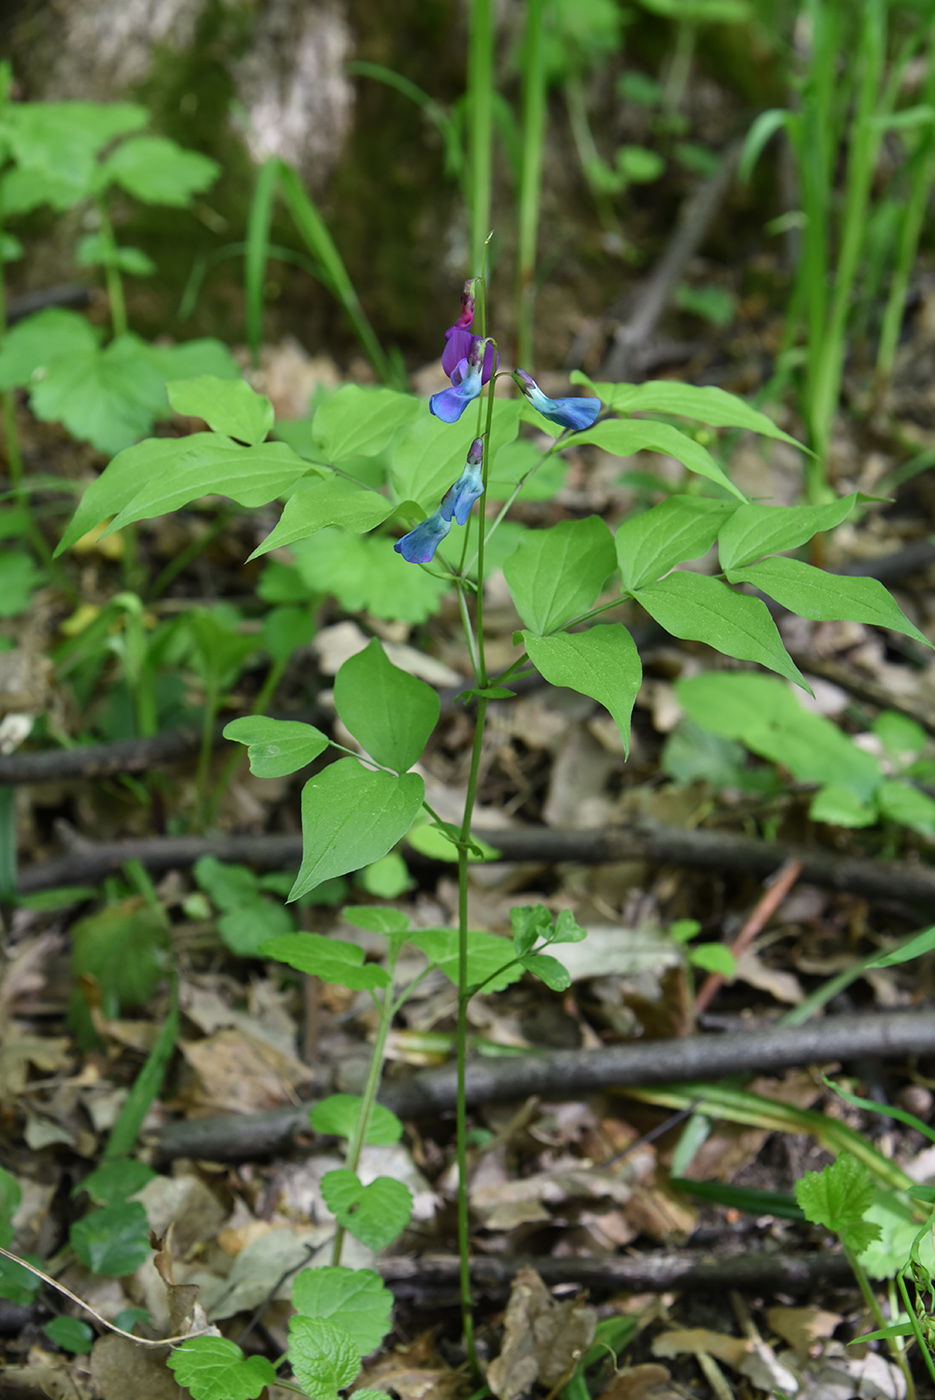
top-left (194, 683), bottom-right (220, 832)
top-left (515, 0), bottom-right (547, 367)
top-left (96, 200), bottom-right (128, 339)
top-left (899, 1271), bottom-right (935, 1394)
top-left (467, 0), bottom-right (495, 273)
top-left (845, 1248), bottom-right (918, 1400)
top-left (333, 959), bottom-right (398, 1267)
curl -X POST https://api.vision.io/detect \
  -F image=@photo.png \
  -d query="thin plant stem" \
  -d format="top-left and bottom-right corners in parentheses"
top-left (847, 1247), bottom-right (915, 1399)
top-left (96, 200), bottom-right (128, 339)
top-left (515, 0), bottom-right (547, 367)
top-left (899, 1271), bottom-right (935, 1393)
top-left (203, 653), bottom-right (289, 829)
top-left (193, 682), bottom-right (220, 832)
top-left (468, 0), bottom-right (495, 274)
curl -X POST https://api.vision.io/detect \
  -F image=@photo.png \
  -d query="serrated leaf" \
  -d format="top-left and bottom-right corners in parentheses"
top-left (408, 927), bottom-right (522, 993)
top-left (320, 1169), bottom-right (413, 1250)
top-left (288, 1314), bottom-right (360, 1399)
top-left (259, 932), bottom-right (389, 990)
top-left (309, 1095), bottom-right (403, 1145)
top-left (334, 639), bottom-right (439, 773)
top-left (552, 909), bottom-right (588, 944)
top-left (0, 309), bottom-right (100, 390)
top-left (520, 952), bottom-right (572, 991)
top-left (725, 556), bottom-right (931, 647)
top-left (314, 385), bottom-right (421, 460)
top-left (576, 419), bottom-right (746, 500)
top-left (97, 136), bottom-right (219, 205)
top-left (523, 624), bottom-right (642, 756)
top-left (75, 234), bottom-right (155, 276)
top-left (718, 496), bottom-right (857, 570)
top-left (635, 573), bottom-right (807, 687)
top-left (70, 1201), bottom-right (150, 1275)
top-left (616, 496), bottom-right (737, 591)
top-left (167, 376), bottom-right (273, 446)
top-left (292, 1265), bottom-right (393, 1354)
top-left (794, 1152), bottom-right (882, 1253)
top-left (29, 333), bottom-right (170, 454)
top-left (577, 375), bottom-right (802, 447)
top-left (4, 102), bottom-right (146, 192)
top-left (291, 529), bottom-right (450, 624)
top-left (249, 477), bottom-right (403, 558)
top-left (167, 1335), bottom-right (277, 1400)
top-left (223, 715), bottom-right (330, 778)
top-left (503, 516), bottom-right (616, 635)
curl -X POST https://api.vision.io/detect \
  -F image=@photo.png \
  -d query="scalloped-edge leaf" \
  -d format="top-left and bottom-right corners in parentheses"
top-left (167, 1336), bottom-right (276, 1400)
top-left (292, 1264), bottom-right (393, 1354)
top-left (309, 1095), bottom-right (403, 1146)
top-left (320, 1169), bottom-right (413, 1251)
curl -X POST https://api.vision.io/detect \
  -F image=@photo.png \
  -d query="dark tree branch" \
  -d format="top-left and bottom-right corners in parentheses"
top-left (155, 1010), bottom-right (935, 1162)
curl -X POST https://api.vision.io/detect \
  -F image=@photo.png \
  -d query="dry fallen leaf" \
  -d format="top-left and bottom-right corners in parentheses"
top-left (651, 1327), bottom-right (750, 1368)
top-left (91, 1334), bottom-right (185, 1400)
top-left (766, 1305), bottom-right (843, 1364)
top-left (594, 1363), bottom-right (677, 1400)
top-left (178, 1027), bottom-right (315, 1113)
top-left (487, 1266), bottom-right (597, 1400)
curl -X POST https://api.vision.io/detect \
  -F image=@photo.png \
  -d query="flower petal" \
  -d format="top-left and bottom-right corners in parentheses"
top-left (514, 369), bottom-right (600, 431)
top-left (394, 511), bottom-right (452, 564)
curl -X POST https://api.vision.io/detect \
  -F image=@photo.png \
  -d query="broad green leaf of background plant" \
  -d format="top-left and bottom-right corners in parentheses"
top-left (194, 857), bottom-right (296, 955)
top-left (718, 496), bottom-right (857, 570)
top-left (320, 1169), bottom-right (413, 1251)
top-left (96, 136), bottom-right (219, 205)
top-left (391, 415), bottom-right (480, 507)
top-left (725, 557), bottom-right (931, 647)
top-left (288, 1314), bottom-right (361, 1400)
top-left (503, 516), bottom-right (616, 635)
top-left (167, 376), bottom-right (273, 446)
top-left (70, 1202), bottom-right (150, 1275)
top-left (310, 1095), bottom-right (403, 1145)
top-left (314, 385), bottom-right (421, 460)
top-left (615, 496), bottom-right (737, 591)
top-left (78, 1159), bottom-right (155, 1206)
top-left (68, 900), bottom-right (168, 1045)
top-left (877, 780), bottom-right (935, 837)
top-left (223, 716), bottom-right (330, 778)
top-left (634, 574), bottom-right (806, 687)
top-left (0, 165), bottom-right (84, 216)
top-left (576, 374), bottom-right (801, 448)
top-left (0, 1167), bottom-right (20, 1236)
top-left (334, 639), bottom-right (439, 772)
top-left (2, 101), bottom-right (146, 192)
top-left (292, 1265), bottom-right (393, 1354)
top-left (290, 530), bottom-right (450, 624)
top-left (249, 477), bottom-right (411, 559)
top-left (522, 625), bottom-right (641, 755)
top-left (0, 552), bottom-right (42, 617)
top-left (75, 234), bottom-right (155, 276)
top-left (29, 334), bottom-right (171, 454)
top-left (576, 419), bottom-right (746, 500)
top-left (144, 339), bottom-right (240, 383)
top-left (408, 927), bottom-right (523, 993)
top-left (168, 1336), bottom-right (277, 1400)
top-left (809, 784), bottom-right (878, 828)
top-left (510, 904), bottom-right (553, 957)
top-left (794, 1152), bottom-right (882, 1253)
top-left (341, 906), bottom-right (411, 936)
top-left (260, 932), bottom-right (389, 989)
top-left (0, 308), bottom-right (100, 388)
top-left (42, 1317), bottom-right (94, 1354)
top-left (860, 1187), bottom-right (935, 1280)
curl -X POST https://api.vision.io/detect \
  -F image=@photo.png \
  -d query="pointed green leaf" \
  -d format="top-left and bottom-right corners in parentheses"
top-left (877, 780), bottom-right (935, 837)
top-left (522, 624), bottom-right (642, 755)
top-left (97, 136), bottom-right (219, 206)
top-left (259, 932), bottom-right (389, 990)
top-left (321, 1169), bottom-right (413, 1251)
top-left (725, 556), bottom-right (931, 647)
top-left (576, 419), bottom-right (746, 499)
top-left (292, 1265), bottom-right (393, 1354)
top-left (341, 906), bottom-right (411, 936)
top-left (287, 1315), bottom-right (361, 1400)
top-left (309, 1096), bottom-right (403, 1146)
top-left (616, 496), bottom-right (738, 591)
top-left (634, 573), bottom-right (807, 687)
top-left (167, 376), bottom-right (273, 446)
top-left (249, 477), bottom-right (405, 559)
top-left (575, 374), bottom-right (802, 448)
top-left (334, 639), bottom-right (439, 773)
top-left (167, 1336), bottom-right (276, 1400)
top-left (291, 760), bottom-right (424, 900)
top-left (520, 952), bottom-right (572, 991)
top-left (314, 385), bottom-right (421, 460)
top-left (718, 496), bottom-right (858, 571)
top-left (503, 516), bottom-right (616, 635)
top-left (223, 716), bottom-right (330, 778)
top-left (408, 927), bottom-right (523, 993)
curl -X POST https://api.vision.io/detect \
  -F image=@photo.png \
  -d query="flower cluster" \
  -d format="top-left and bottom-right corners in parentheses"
top-left (395, 284), bottom-right (601, 564)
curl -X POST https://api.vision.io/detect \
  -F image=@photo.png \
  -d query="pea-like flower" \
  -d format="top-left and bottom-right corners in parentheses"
top-left (394, 509), bottom-right (452, 564)
top-left (443, 280), bottom-right (497, 384)
top-left (440, 437), bottom-right (484, 526)
top-left (430, 337), bottom-right (487, 423)
top-left (514, 369), bottom-right (601, 431)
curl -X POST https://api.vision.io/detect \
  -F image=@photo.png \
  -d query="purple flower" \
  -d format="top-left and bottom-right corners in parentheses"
top-left (440, 437), bottom-right (484, 526)
top-left (514, 369), bottom-right (601, 432)
top-left (442, 280), bottom-right (497, 384)
top-left (394, 510), bottom-right (452, 564)
top-left (430, 338), bottom-right (486, 423)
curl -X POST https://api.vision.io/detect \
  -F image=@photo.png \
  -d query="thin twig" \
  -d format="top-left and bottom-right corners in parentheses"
top-left (694, 857), bottom-right (802, 1014)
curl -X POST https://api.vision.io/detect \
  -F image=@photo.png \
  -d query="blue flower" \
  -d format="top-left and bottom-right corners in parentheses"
top-left (442, 280), bottom-right (497, 385)
top-left (430, 337), bottom-right (486, 423)
top-left (514, 369), bottom-right (601, 431)
top-left (440, 437), bottom-right (484, 526)
top-left (394, 509), bottom-right (452, 564)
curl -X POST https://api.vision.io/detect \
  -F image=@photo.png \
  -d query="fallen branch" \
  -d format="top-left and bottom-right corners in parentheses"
top-left (17, 820), bottom-right (935, 908)
top-left (155, 1009), bottom-right (935, 1161)
top-left (378, 1250), bottom-right (853, 1298)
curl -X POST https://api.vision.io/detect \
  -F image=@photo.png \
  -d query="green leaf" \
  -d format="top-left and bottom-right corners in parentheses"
top-left (718, 496), bottom-right (857, 570)
top-left (4, 101), bottom-right (146, 193)
top-left (575, 419), bottom-right (746, 499)
top-left (867, 925), bottom-right (935, 968)
top-left (291, 529), bottom-right (450, 624)
top-left (249, 477), bottom-right (403, 559)
top-left (78, 1159), bottom-right (155, 1206)
top-left (145, 339), bottom-right (241, 383)
top-left (408, 927), bottom-right (523, 993)
top-left (69, 901), bottom-right (168, 1039)
top-left (391, 415), bottom-right (480, 507)
top-left (522, 624), bottom-right (642, 756)
top-left (29, 333), bottom-right (170, 454)
top-left (219, 899), bottom-right (294, 958)
top-left (167, 376), bottom-right (273, 446)
top-left (0, 1167), bottom-right (21, 1225)
top-left (358, 853), bottom-right (412, 898)
top-left (404, 821), bottom-right (500, 863)
top-left (334, 639), bottom-right (439, 773)
top-left (520, 952), bottom-right (571, 991)
top-left (168, 1336), bottom-right (277, 1400)
top-left (223, 716), bottom-right (330, 778)
top-left (1, 165), bottom-right (89, 215)
top-left (794, 1152), bottom-right (882, 1253)
top-left (106, 436), bottom-right (316, 532)
top-left (615, 496), bottom-right (737, 591)
top-left (688, 943), bottom-right (736, 976)
top-left (43, 1317), bottom-right (94, 1354)
top-left (320, 1169), bottom-right (413, 1250)
top-left (0, 1251), bottom-right (42, 1305)
top-left (70, 1202), bottom-right (150, 1275)
top-left (510, 904), bottom-right (553, 957)
top-left (634, 573), bottom-right (807, 687)
top-left (193, 856), bottom-right (258, 910)
top-left (309, 1095), bottom-right (403, 1145)
top-left (0, 308), bottom-right (100, 390)
top-left (292, 1265), bottom-right (393, 1354)
top-left (314, 385), bottom-right (421, 460)
top-left (75, 234), bottom-right (155, 276)
top-left (97, 136), bottom-right (219, 206)
top-left (259, 932), bottom-right (389, 990)
top-left (877, 780), bottom-right (935, 837)
top-left (552, 909), bottom-right (588, 944)
top-left (288, 1314), bottom-right (361, 1400)
top-left (502, 516), bottom-right (616, 635)
top-left (0, 551), bottom-right (42, 617)
top-left (873, 711), bottom-right (927, 759)
top-left (341, 906), bottom-right (411, 936)
top-left (675, 284), bottom-right (736, 327)
top-left (725, 556), bottom-right (931, 648)
top-left (809, 785), bottom-right (878, 828)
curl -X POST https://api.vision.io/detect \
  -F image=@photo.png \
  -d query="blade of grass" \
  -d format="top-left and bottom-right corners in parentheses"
top-left (467, 0), bottom-right (495, 273)
top-left (347, 61), bottom-right (463, 180)
top-left (245, 158), bottom-right (281, 370)
top-left (515, 0), bottom-right (547, 367)
top-left (102, 974), bottom-right (179, 1160)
